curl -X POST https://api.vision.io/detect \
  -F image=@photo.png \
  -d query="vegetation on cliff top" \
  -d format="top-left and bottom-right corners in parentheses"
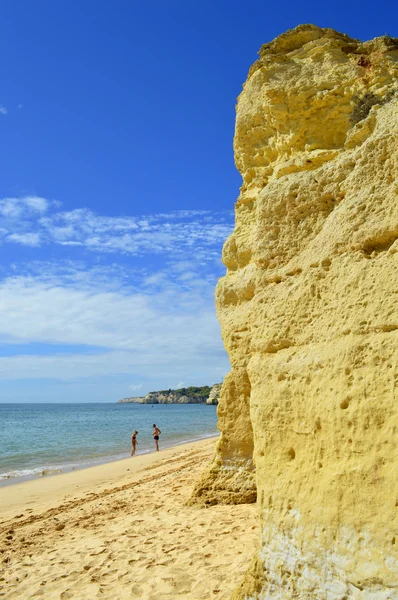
top-left (119, 384), bottom-right (220, 403)
top-left (154, 386), bottom-right (212, 399)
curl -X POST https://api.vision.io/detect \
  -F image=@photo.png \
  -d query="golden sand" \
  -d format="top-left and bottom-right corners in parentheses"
top-left (0, 439), bottom-right (257, 599)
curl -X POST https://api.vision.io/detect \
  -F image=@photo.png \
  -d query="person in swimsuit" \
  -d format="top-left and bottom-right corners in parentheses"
top-left (152, 424), bottom-right (161, 451)
top-left (131, 430), bottom-right (138, 456)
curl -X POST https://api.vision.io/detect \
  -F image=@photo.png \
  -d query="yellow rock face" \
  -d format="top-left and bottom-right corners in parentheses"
top-left (194, 24), bottom-right (398, 597)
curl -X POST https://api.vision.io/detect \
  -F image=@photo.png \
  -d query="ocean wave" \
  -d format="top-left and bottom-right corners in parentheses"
top-left (0, 464), bottom-right (65, 480)
top-left (0, 433), bottom-right (219, 484)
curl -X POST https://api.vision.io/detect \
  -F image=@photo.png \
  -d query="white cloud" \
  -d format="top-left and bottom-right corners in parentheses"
top-left (6, 233), bottom-right (41, 247)
top-left (143, 272), bottom-right (169, 287)
top-left (0, 196), bottom-right (49, 219)
top-left (0, 196), bottom-right (233, 258)
top-left (59, 241), bottom-right (83, 246)
top-left (0, 105), bottom-right (7, 115)
top-left (0, 350), bottom-right (228, 383)
top-left (129, 383), bottom-right (143, 391)
top-left (0, 197), bottom-right (233, 390)
top-left (39, 208), bottom-right (232, 257)
top-left (0, 273), bottom-right (218, 349)
top-left (23, 196), bottom-right (49, 212)
top-left (0, 199), bottom-right (23, 218)
top-left (0, 267), bottom-right (229, 381)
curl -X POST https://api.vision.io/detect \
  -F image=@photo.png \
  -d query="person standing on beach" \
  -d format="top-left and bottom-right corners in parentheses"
top-left (131, 430), bottom-right (138, 456)
top-left (152, 424), bottom-right (161, 451)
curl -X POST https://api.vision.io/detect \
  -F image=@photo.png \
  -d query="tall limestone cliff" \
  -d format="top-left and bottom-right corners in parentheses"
top-left (193, 25), bottom-right (398, 597)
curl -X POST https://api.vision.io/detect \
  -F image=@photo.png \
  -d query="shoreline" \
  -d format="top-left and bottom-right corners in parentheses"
top-left (0, 437), bottom-right (219, 520)
top-left (0, 432), bottom-right (220, 490)
top-left (1, 438), bottom-right (257, 600)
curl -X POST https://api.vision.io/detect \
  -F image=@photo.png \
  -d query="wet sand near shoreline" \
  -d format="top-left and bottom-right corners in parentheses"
top-left (0, 438), bottom-right (257, 600)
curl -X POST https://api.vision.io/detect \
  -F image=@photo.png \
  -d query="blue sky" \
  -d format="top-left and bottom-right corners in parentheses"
top-left (0, 1), bottom-right (395, 402)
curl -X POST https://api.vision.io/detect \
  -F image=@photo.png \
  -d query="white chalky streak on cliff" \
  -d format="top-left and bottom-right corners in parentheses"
top-left (258, 525), bottom-right (398, 599)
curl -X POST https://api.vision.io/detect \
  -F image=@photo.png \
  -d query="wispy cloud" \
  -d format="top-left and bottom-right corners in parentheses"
top-left (0, 349), bottom-right (228, 384)
top-left (0, 195), bottom-right (233, 258)
top-left (0, 105), bottom-right (7, 115)
top-left (129, 383), bottom-right (143, 391)
top-left (6, 233), bottom-right (41, 247)
top-left (0, 267), bottom-right (228, 381)
top-left (0, 196), bottom-right (49, 219)
top-left (39, 207), bottom-right (232, 257)
top-left (0, 196), bottom-right (233, 392)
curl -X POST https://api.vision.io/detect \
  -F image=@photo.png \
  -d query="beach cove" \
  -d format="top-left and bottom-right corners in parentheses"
top-left (0, 438), bottom-right (257, 599)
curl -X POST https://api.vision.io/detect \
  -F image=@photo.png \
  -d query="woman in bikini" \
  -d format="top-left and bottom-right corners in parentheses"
top-left (131, 430), bottom-right (138, 456)
top-left (152, 424), bottom-right (161, 451)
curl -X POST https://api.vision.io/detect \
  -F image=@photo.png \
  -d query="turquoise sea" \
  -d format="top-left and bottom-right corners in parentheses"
top-left (0, 403), bottom-right (219, 485)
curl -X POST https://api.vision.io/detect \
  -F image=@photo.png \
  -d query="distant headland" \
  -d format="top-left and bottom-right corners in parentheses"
top-left (118, 383), bottom-right (221, 405)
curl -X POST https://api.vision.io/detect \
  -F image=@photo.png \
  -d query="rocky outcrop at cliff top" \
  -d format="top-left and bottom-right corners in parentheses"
top-left (118, 397), bottom-right (145, 403)
top-left (191, 24), bottom-right (398, 599)
top-left (118, 384), bottom-right (221, 404)
top-left (206, 383), bottom-right (222, 405)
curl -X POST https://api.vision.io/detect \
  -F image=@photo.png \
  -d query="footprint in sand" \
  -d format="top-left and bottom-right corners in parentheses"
top-left (30, 588), bottom-right (46, 597)
top-left (130, 584), bottom-right (143, 596)
top-left (162, 547), bottom-right (177, 554)
top-left (117, 570), bottom-right (129, 580)
top-left (156, 559), bottom-right (174, 566)
top-left (89, 548), bottom-right (106, 556)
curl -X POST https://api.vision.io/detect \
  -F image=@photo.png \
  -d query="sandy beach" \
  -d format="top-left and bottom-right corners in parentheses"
top-left (0, 439), bottom-right (257, 599)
